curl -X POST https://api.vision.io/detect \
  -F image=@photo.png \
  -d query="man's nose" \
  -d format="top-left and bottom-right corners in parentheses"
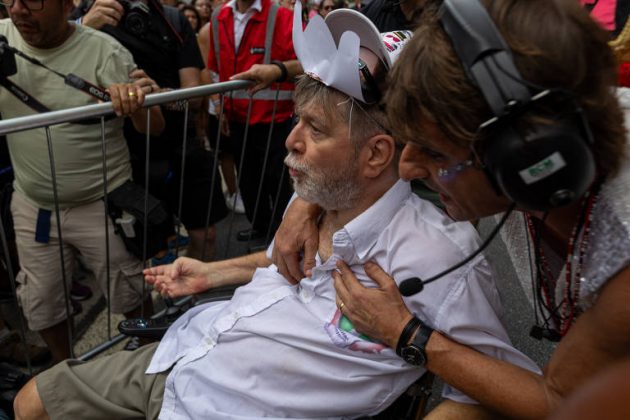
top-left (285, 125), bottom-right (304, 153)
top-left (10, 0), bottom-right (29, 14)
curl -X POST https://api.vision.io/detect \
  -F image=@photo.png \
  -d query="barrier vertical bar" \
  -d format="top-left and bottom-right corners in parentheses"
top-left (201, 95), bottom-right (224, 262)
top-left (245, 87), bottom-right (280, 250)
top-left (174, 101), bottom-right (190, 257)
top-left (223, 96), bottom-right (254, 259)
top-left (266, 165), bottom-right (289, 244)
top-left (0, 209), bottom-right (32, 374)
top-left (99, 117), bottom-right (112, 339)
top-left (141, 110), bottom-right (152, 318)
top-left (45, 126), bottom-right (75, 358)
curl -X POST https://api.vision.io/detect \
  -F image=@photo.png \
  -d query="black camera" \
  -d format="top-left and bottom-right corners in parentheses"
top-left (118, 0), bottom-right (151, 36)
top-left (0, 36), bottom-right (17, 78)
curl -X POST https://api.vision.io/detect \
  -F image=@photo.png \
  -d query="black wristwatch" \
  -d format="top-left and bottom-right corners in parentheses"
top-left (398, 320), bottom-right (434, 367)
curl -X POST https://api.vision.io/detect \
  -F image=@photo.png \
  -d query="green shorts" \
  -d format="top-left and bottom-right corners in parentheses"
top-left (37, 343), bottom-right (168, 420)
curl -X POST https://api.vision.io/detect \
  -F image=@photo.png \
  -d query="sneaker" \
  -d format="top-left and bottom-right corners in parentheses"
top-left (70, 281), bottom-right (93, 301)
top-left (168, 234), bottom-right (190, 250)
top-left (151, 251), bottom-right (177, 267)
top-left (226, 192), bottom-right (246, 214)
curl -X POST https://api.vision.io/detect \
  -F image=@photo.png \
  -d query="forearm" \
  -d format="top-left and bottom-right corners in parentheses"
top-left (426, 331), bottom-right (550, 418)
top-left (281, 59), bottom-right (303, 82)
top-left (206, 251), bottom-right (271, 288)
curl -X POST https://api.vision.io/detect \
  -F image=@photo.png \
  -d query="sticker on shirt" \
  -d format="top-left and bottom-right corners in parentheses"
top-left (250, 47), bottom-right (265, 55)
top-left (324, 309), bottom-right (386, 354)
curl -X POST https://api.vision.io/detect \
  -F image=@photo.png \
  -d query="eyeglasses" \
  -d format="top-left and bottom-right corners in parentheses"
top-left (358, 58), bottom-right (381, 105)
top-left (436, 158), bottom-right (476, 181)
top-left (0, 0), bottom-right (44, 11)
top-left (322, 5), bottom-right (334, 10)
top-left (195, 2), bottom-right (211, 8)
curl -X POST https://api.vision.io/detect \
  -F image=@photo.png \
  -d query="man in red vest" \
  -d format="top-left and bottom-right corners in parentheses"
top-left (209, 0), bottom-right (298, 242)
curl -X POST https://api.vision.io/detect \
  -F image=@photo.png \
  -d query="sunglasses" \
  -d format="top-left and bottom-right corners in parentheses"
top-left (358, 58), bottom-right (382, 105)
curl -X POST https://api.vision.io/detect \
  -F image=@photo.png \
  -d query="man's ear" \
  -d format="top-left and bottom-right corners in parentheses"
top-left (361, 134), bottom-right (396, 179)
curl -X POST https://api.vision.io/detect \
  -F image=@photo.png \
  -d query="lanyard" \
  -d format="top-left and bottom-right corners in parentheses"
top-left (0, 37), bottom-right (116, 123)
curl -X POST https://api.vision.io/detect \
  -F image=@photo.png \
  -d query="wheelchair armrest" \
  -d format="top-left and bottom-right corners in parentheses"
top-left (117, 285), bottom-right (238, 340)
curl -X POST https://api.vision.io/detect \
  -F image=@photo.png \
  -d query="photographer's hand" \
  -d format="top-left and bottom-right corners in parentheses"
top-left (82, 0), bottom-right (125, 30)
top-left (130, 68), bottom-right (160, 96)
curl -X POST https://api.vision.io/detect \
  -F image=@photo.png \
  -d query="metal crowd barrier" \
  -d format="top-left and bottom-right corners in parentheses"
top-left (0, 80), bottom-right (291, 369)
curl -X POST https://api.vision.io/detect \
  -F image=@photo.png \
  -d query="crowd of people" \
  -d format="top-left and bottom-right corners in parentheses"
top-left (0, 0), bottom-right (627, 418)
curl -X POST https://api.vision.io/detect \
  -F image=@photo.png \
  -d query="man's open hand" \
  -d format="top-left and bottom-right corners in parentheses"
top-left (144, 257), bottom-right (213, 298)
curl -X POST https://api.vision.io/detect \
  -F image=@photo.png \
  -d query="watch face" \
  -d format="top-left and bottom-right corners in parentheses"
top-left (401, 345), bottom-right (426, 366)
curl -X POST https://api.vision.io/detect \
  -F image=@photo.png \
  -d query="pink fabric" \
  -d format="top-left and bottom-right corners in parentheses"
top-left (581, 0), bottom-right (617, 31)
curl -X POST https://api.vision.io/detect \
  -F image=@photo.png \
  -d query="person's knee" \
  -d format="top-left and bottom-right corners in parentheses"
top-left (14, 377), bottom-right (50, 420)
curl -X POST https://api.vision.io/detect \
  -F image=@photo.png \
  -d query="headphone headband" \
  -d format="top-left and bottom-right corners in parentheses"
top-left (440, 0), bottom-right (531, 116)
top-left (437, 0), bottom-right (595, 211)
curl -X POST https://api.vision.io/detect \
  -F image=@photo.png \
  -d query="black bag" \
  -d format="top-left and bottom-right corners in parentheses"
top-left (107, 180), bottom-right (172, 259)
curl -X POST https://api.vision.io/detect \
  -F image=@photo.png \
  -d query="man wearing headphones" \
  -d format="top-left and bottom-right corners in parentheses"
top-left (271, 0), bottom-right (630, 417)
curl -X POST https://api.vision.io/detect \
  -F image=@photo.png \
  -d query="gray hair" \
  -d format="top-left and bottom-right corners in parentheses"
top-left (293, 75), bottom-right (389, 153)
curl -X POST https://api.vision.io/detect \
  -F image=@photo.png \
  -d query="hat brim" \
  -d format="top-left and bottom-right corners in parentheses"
top-left (325, 9), bottom-right (392, 69)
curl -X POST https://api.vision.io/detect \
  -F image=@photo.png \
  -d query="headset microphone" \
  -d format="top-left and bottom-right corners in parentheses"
top-left (399, 203), bottom-right (516, 297)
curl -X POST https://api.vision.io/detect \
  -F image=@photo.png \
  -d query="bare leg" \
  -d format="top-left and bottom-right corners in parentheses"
top-left (39, 320), bottom-right (71, 364)
top-left (14, 377), bottom-right (50, 420)
top-left (220, 154), bottom-right (238, 195)
top-left (186, 226), bottom-right (217, 262)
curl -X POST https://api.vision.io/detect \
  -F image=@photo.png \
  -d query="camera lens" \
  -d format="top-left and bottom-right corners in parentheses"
top-left (125, 12), bottom-right (148, 36)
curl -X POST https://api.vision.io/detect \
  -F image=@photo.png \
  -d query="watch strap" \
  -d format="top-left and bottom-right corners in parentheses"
top-left (396, 316), bottom-right (421, 357)
top-left (270, 60), bottom-right (288, 83)
top-left (412, 323), bottom-right (434, 355)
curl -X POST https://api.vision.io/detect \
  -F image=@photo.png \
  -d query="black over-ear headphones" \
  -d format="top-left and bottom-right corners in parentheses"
top-left (439, 0), bottom-right (596, 211)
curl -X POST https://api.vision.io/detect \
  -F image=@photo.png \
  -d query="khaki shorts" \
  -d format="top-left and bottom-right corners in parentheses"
top-left (37, 343), bottom-right (167, 420)
top-left (12, 190), bottom-right (147, 330)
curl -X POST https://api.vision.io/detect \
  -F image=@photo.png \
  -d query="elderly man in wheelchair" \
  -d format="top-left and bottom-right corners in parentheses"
top-left (14, 7), bottom-right (539, 420)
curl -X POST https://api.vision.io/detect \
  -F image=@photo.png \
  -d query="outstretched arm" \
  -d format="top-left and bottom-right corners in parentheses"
top-left (230, 60), bottom-right (303, 94)
top-left (144, 251), bottom-right (271, 298)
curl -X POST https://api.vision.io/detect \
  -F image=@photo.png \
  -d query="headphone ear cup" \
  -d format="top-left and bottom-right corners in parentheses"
top-left (482, 118), bottom-right (595, 211)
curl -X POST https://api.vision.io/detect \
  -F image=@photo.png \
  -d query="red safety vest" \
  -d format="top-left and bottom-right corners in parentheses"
top-left (210, 0), bottom-right (295, 125)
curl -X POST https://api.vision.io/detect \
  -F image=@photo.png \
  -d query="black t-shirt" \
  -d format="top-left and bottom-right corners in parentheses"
top-left (101, 4), bottom-right (203, 89)
top-left (361, 0), bottom-right (412, 32)
top-left (88, 3), bottom-right (205, 160)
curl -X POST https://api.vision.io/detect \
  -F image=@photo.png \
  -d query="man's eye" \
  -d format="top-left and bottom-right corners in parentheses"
top-left (310, 123), bottom-right (322, 134)
top-left (292, 115), bottom-right (300, 126)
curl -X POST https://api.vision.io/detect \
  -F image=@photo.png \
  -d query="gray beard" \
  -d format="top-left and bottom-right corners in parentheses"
top-left (284, 153), bottom-right (362, 211)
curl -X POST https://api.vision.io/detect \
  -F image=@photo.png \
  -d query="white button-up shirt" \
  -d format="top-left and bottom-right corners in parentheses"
top-left (227, 0), bottom-right (262, 50)
top-left (148, 180), bottom-right (540, 419)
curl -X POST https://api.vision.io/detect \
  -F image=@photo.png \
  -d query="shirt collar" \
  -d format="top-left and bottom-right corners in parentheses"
top-left (336, 179), bottom-right (411, 261)
top-left (228, 0), bottom-right (263, 14)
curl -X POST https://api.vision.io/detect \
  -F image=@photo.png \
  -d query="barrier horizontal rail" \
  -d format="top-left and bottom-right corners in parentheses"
top-left (0, 78), bottom-right (289, 365)
top-left (0, 79), bottom-right (253, 136)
